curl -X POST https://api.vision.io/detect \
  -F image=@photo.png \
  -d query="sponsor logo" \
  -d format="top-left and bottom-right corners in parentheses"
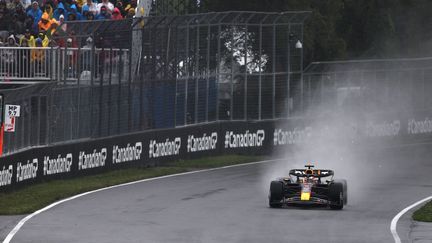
top-left (408, 118), bottom-right (432, 135)
top-left (112, 142), bottom-right (143, 164)
top-left (0, 165), bottom-right (13, 187)
top-left (149, 138), bottom-right (181, 158)
top-left (273, 127), bottom-right (312, 146)
top-left (366, 120), bottom-right (400, 137)
top-left (78, 148), bottom-right (107, 170)
top-left (43, 154), bottom-right (73, 175)
top-left (187, 132), bottom-right (218, 153)
top-left (224, 130), bottom-right (265, 148)
top-left (16, 159), bottom-right (38, 182)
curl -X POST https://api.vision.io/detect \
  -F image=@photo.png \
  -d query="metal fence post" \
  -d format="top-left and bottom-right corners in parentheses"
top-left (300, 25), bottom-right (304, 114)
top-left (64, 39), bottom-right (68, 84)
top-left (272, 24), bottom-right (276, 119)
top-left (117, 48), bottom-right (123, 134)
top-left (230, 25), bottom-right (234, 121)
top-left (216, 24), bottom-right (221, 121)
top-left (90, 34), bottom-right (96, 137)
top-left (195, 25), bottom-right (200, 124)
top-left (108, 47), bottom-right (113, 135)
top-left (76, 43), bottom-right (82, 140)
top-left (50, 47), bottom-right (53, 81)
top-left (128, 28), bottom-right (134, 133)
top-left (174, 26), bottom-right (178, 127)
top-left (286, 24), bottom-right (291, 118)
top-left (98, 46), bottom-right (105, 137)
top-left (244, 24), bottom-right (248, 120)
top-left (205, 23), bottom-right (210, 122)
top-left (184, 22), bottom-right (190, 125)
top-left (258, 23), bottom-right (262, 120)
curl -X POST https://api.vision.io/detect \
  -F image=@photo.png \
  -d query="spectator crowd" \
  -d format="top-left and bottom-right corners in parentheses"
top-left (0, 0), bottom-right (136, 79)
top-left (0, 0), bottom-right (137, 48)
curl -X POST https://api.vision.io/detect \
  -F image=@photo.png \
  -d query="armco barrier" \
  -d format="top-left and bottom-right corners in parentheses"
top-left (2, 113), bottom-right (432, 192)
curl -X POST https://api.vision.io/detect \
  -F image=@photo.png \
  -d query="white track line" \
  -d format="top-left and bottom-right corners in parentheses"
top-left (390, 196), bottom-right (432, 243)
top-left (2, 159), bottom-right (281, 243)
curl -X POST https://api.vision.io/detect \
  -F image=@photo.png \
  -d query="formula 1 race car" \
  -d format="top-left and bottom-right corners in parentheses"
top-left (268, 164), bottom-right (347, 209)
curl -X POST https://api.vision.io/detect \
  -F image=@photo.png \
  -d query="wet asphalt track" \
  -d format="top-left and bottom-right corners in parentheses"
top-left (7, 143), bottom-right (432, 243)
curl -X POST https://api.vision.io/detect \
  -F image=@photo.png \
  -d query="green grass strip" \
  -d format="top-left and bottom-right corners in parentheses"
top-left (0, 155), bottom-right (265, 215)
top-left (168, 154), bottom-right (266, 168)
top-left (413, 200), bottom-right (432, 222)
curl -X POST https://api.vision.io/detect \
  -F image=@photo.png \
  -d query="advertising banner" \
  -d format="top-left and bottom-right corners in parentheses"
top-left (2, 114), bottom-right (432, 191)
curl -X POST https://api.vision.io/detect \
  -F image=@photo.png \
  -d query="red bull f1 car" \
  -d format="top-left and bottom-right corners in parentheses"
top-left (268, 164), bottom-right (347, 209)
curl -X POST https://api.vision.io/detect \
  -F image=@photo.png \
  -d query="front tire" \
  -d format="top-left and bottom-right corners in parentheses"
top-left (269, 181), bottom-right (283, 208)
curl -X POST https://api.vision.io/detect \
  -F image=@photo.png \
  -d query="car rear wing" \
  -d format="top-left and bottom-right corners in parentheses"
top-left (289, 169), bottom-right (334, 178)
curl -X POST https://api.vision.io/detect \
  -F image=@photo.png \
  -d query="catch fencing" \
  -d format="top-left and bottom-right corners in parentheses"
top-left (135, 12), bottom-right (310, 126)
top-left (7, 16), bottom-right (432, 157)
top-left (1, 12), bottom-right (310, 155)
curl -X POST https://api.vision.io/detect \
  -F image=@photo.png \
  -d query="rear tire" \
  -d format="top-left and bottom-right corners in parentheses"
top-left (269, 181), bottom-right (283, 208)
top-left (329, 182), bottom-right (344, 210)
top-left (335, 179), bottom-right (348, 205)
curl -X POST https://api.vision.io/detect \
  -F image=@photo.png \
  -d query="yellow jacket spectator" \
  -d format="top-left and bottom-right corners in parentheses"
top-left (19, 29), bottom-right (35, 47)
top-left (124, 0), bottom-right (136, 13)
top-left (38, 32), bottom-right (50, 47)
top-left (31, 38), bottom-right (45, 62)
top-left (126, 8), bottom-right (135, 18)
top-left (76, 0), bottom-right (85, 8)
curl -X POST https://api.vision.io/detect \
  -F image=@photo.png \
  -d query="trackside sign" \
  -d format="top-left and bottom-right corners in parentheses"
top-left (187, 132), bottom-right (218, 153)
top-left (273, 127), bottom-right (312, 146)
top-left (112, 142), bottom-right (143, 164)
top-left (78, 148), bottom-right (107, 170)
top-left (149, 138), bottom-right (181, 158)
top-left (4, 104), bottom-right (20, 132)
top-left (224, 130), bottom-right (265, 149)
top-left (0, 165), bottom-right (13, 187)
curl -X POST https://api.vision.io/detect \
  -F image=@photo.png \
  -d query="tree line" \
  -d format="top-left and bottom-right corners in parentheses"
top-left (154, 0), bottom-right (432, 64)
